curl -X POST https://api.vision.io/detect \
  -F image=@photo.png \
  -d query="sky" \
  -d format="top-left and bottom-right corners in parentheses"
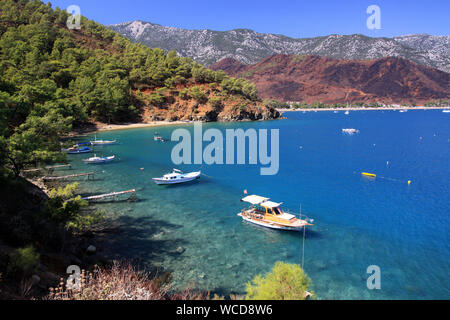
top-left (48, 0), bottom-right (449, 38)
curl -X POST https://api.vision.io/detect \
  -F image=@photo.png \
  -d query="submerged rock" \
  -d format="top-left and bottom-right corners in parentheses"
top-left (86, 245), bottom-right (96, 254)
top-left (176, 246), bottom-right (185, 254)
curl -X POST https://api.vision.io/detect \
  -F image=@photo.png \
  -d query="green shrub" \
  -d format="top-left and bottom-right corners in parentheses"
top-left (179, 88), bottom-right (190, 100)
top-left (45, 182), bottom-right (103, 232)
top-left (189, 87), bottom-right (208, 104)
top-left (8, 246), bottom-right (40, 275)
top-left (245, 262), bottom-right (315, 300)
top-left (209, 97), bottom-right (223, 110)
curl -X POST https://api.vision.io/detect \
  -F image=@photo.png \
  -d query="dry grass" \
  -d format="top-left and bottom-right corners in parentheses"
top-left (46, 261), bottom-right (208, 300)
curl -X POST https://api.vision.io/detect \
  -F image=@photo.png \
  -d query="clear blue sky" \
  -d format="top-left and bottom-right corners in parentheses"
top-left (48, 0), bottom-right (449, 38)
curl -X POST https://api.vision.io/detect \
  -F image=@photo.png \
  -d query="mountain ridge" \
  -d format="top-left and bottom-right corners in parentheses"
top-left (109, 20), bottom-right (450, 73)
top-left (210, 54), bottom-right (450, 105)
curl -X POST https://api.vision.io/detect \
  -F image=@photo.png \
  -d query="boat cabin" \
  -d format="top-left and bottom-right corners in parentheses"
top-left (162, 173), bottom-right (181, 181)
top-left (241, 195), bottom-right (296, 220)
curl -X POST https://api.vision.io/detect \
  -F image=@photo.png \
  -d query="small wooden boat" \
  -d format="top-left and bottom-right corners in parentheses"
top-left (63, 147), bottom-right (92, 154)
top-left (153, 169), bottom-right (201, 185)
top-left (83, 155), bottom-right (115, 164)
top-left (238, 195), bottom-right (313, 232)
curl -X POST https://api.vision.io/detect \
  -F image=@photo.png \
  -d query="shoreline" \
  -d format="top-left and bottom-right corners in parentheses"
top-left (276, 106), bottom-right (449, 112)
top-left (67, 120), bottom-right (194, 136)
top-left (66, 106), bottom-right (449, 136)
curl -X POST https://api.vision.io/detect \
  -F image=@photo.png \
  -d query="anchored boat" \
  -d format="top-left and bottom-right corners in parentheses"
top-left (90, 135), bottom-right (117, 145)
top-left (83, 155), bottom-right (115, 164)
top-left (342, 128), bottom-right (359, 135)
top-left (63, 146), bottom-right (92, 154)
top-left (238, 195), bottom-right (313, 232)
top-left (153, 169), bottom-right (201, 185)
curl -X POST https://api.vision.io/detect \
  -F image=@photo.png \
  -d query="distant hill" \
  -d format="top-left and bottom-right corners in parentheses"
top-left (109, 21), bottom-right (450, 73)
top-left (210, 55), bottom-right (450, 105)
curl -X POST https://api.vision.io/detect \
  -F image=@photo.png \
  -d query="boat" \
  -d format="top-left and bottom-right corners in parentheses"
top-left (443, 109), bottom-right (450, 113)
top-left (238, 195), bottom-right (313, 232)
top-left (399, 109), bottom-right (408, 113)
top-left (152, 169), bottom-right (201, 185)
top-left (74, 142), bottom-right (90, 148)
top-left (361, 172), bottom-right (377, 178)
top-left (63, 147), bottom-right (92, 154)
top-left (342, 128), bottom-right (359, 135)
top-left (154, 135), bottom-right (168, 142)
top-left (83, 154), bottom-right (115, 164)
top-left (345, 110), bottom-right (350, 115)
top-left (90, 135), bottom-right (117, 145)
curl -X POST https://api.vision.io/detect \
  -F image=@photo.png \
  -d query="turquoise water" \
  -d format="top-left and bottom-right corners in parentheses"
top-left (64, 110), bottom-right (449, 299)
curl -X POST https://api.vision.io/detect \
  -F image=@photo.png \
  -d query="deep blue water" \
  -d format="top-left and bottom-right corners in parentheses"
top-left (64, 110), bottom-right (449, 299)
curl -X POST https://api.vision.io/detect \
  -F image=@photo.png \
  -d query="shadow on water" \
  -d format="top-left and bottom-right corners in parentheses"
top-left (96, 215), bottom-right (187, 275)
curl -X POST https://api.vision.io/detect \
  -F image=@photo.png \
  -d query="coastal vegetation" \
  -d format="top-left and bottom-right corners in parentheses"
top-left (245, 262), bottom-right (315, 300)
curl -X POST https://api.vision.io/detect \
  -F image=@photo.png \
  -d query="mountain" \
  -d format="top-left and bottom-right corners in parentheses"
top-left (109, 21), bottom-right (450, 73)
top-left (210, 55), bottom-right (450, 105)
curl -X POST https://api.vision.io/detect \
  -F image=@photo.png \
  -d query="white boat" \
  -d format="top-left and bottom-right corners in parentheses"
top-left (345, 110), bottom-right (350, 115)
top-left (90, 135), bottom-right (117, 145)
top-left (342, 128), bottom-right (359, 135)
top-left (399, 109), bottom-right (408, 113)
top-left (238, 195), bottom-right (313, 232)
top-left (443, 109), bottom-right (450, 113)
top-left (152, 169), bottom-right (201, 185)
top-left (83, 155), bottom-right (115, 164)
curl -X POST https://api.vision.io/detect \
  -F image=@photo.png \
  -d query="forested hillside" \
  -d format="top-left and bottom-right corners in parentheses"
top-left (0, 0), bottom-right (278, 176)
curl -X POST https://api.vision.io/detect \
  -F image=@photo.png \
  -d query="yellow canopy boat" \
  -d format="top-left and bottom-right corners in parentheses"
top-left (238, 195), bottom-right (313, 232)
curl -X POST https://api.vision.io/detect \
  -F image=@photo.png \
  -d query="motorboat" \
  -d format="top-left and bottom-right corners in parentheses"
top-left (83, 155), bottom-right (115, 164)
top-left (152, 169), bottom-right (201, 185)
top-left (238, 195), bottom-right (313, 232)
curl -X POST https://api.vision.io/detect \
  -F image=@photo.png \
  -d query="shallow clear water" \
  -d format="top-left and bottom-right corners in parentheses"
top-left (63, 110), bottom-right (449, 299)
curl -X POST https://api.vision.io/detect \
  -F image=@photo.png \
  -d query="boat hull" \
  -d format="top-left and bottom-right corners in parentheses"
top-left (153, 172), bottom-right (201, 185)
top-left (238, 213), bottom-right (306, 232)
top-left (83, 156), bottom-right (115, 164)
top-left (90, 141), bottom-right (117, 146)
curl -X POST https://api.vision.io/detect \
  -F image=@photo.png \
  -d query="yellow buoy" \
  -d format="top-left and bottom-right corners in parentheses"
top-left (362, 172), bottom-right (377, 178)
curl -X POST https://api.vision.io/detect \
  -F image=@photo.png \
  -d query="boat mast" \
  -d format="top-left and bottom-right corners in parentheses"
top-left (300, 204), bottom-right (306, 270)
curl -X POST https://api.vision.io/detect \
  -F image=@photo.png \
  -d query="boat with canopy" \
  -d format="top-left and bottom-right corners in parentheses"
top-left (238, 195), bottom-right (313, 231)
